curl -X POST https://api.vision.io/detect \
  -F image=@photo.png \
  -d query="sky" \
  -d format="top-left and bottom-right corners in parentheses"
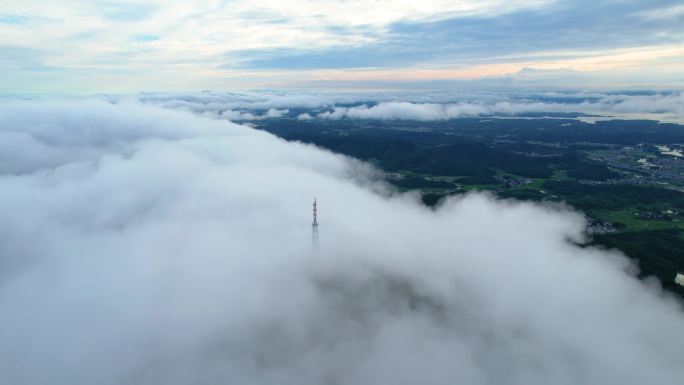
top-left (2, 98), bottom-right (684, 384)
top-left (1, 0), bottom-right (683, 92)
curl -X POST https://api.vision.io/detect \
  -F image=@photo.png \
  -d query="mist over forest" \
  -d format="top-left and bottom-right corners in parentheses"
top-left (2, 0), bottom-right (684, 383)
top-left (2, 98), bottom-right (684, 384)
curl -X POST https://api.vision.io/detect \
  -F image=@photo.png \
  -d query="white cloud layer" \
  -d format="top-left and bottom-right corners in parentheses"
top-left (313, 93), bottom-right (684, 122)
top-left (219, 108), bottom-right (289, 121)
top-left (1, 99), bottom-right (684, 384)
top-left (135, 90), bottom-right (684, 123)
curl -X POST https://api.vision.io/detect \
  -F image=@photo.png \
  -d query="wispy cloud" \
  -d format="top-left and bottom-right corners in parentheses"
top-left (0, 0), bottom-right (682, 91)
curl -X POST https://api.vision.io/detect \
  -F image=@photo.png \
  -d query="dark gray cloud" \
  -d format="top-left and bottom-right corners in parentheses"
top-left (230, 0), bottom-right (684, 70)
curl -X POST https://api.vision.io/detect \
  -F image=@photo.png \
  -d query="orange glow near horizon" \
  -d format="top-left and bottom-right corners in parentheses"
top-left (219, 45), bottom-right (684, 88)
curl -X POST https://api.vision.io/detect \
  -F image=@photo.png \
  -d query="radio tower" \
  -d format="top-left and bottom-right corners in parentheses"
top-left (312, 197), bottom-right (319, 249)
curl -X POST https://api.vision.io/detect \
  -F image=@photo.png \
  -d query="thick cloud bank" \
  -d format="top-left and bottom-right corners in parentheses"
top-left (1, 100), bottom-right (684, 385)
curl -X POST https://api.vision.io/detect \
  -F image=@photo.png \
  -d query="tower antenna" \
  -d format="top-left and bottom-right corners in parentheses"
top-left (312, 197), bottom-right (319, 250)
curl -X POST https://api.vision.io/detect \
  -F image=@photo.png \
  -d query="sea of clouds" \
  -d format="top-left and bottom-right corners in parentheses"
top-left (1, 98), bottom-right (684, 385)
top-left (132, 90), bottom-right (684, 123)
